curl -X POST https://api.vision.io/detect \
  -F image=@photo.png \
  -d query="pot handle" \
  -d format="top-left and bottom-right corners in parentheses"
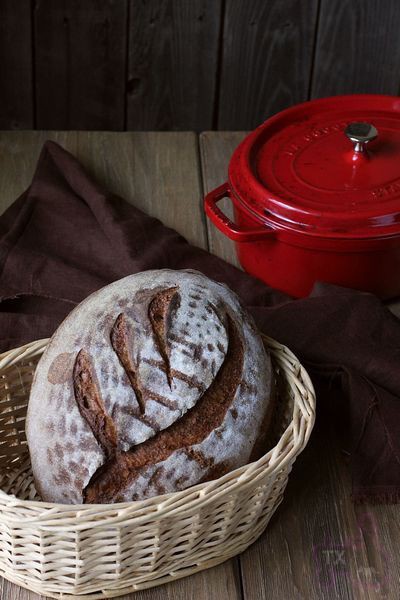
top-left (204, 183), bottom-right (275, 242)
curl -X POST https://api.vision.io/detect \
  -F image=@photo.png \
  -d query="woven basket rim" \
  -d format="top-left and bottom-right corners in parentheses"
top-left (0, 334), bottom-right (316, 515)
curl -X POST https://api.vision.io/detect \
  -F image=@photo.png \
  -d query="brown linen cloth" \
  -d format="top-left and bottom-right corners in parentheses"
top-left (0, 140), bottom-right (399, 503)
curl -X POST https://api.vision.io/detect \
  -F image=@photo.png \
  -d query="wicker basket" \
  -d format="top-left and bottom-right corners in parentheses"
top-left (0, 335), bottom-right (315, 599)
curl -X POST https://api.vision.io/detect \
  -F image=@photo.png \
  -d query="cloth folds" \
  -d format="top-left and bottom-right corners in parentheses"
top-left (0, 141), bottom-right (399, 503)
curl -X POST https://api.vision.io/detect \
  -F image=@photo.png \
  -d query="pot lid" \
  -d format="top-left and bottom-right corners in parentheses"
top-left (228, 94), bottom-right (400, 238)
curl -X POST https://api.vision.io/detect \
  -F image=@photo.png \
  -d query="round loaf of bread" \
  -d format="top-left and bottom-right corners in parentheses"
top-left (26, 269), bottom-right (273, 504)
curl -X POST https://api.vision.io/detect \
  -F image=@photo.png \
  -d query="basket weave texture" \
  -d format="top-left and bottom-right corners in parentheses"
top-left (0, 335), bottom-right (315, 599)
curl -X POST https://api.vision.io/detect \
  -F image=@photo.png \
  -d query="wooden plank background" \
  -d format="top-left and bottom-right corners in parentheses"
top-left (0, 0), bottom-right (34, 129)
top-left (2, 0), bottom-right (400, 131)
top-left (217, 0), bottom-right (319, 129)
top-left (127, 0), bottom-right (222, 130)
top-left (310, 0), bottom-right (400, 98)
top-left (34, 0), bottom-right (128, 130)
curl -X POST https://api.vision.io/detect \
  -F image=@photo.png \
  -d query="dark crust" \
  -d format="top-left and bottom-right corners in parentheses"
top-left (83, 315), bottom-right (244, 504)
top-left (139, 388), bottom-right (179, 411)
top-left (111, 313), bottom-right (145, 414)
top-left (111, 289), bottom-right (182, 414)
top-left (198, 461), bottom-right (231, 484)
top-left (148, 287), bottom-right (180, 387)
top-left (73, 350), bottom-right (118, 459)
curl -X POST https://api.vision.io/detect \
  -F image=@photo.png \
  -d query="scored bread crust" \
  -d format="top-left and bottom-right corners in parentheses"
top-left (26, 269), bottom-right (273, 504)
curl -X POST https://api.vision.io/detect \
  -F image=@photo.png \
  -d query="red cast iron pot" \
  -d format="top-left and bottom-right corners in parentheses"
top-left (204, 94), bottom-right (400, 299)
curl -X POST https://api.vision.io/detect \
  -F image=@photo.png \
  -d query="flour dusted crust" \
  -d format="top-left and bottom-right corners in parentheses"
top-left (26, 269), bottom-right (273, 504)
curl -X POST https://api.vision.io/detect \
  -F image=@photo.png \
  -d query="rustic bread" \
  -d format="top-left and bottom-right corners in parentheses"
top-left (26, 269), bottom-right (273, 504)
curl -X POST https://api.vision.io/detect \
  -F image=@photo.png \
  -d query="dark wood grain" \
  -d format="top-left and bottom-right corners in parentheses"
top-left (1, 561), bottom-right (242, 600)
top-left (3, 0), bottom-right (400, 132)
top-left (127, 0), bottom-right (222, 131)
top-left (120, 560), bottom-right (242, 600)
top-left (218, 0), bottom-right (319, 130)
top-left (311, 0), bottom-right (400, 98)
top-left (34, 0), bottom-right (128, 130)
top-left (0, 0), bottom-right (33, 129)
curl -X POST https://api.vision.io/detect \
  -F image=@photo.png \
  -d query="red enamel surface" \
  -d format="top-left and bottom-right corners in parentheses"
top-left (229, 94), bottom-right (400, 238)
top-left (204, 95), bottom-right (400, 298)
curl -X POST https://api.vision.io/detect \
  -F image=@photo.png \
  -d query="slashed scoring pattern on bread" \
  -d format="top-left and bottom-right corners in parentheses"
top-left (26, 269), bottom-right (272, 504)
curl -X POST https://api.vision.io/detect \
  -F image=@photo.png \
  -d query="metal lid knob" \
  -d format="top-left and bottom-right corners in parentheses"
top-left (345, 122), bottom-right (378, 153)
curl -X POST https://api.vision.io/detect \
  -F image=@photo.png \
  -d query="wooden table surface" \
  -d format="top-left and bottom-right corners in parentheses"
top-left (0, 131), bottom-right (399, 600)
